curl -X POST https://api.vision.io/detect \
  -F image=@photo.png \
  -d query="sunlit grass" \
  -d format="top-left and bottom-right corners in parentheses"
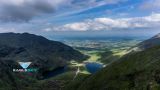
top-left (87, 53), bottom-right (101, 62)
top-left (111, 49), bottom-right (128, 57)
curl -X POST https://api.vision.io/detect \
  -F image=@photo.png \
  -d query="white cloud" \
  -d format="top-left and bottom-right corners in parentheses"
top-left (144, 13), bottom-right (160, 22)
top-left (44, 28), bottom-right (52, 32)
top-left (63, 23), bottom-right (90, 31)
top-left (47, 13), bottom-right (160, 31)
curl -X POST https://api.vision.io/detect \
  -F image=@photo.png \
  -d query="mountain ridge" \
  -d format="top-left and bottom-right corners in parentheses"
top-left (131, 33), bottom-right (160, 51)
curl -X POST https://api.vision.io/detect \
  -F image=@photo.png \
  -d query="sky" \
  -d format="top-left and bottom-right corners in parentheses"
top-left (0, 0), bottom-right (160, 39)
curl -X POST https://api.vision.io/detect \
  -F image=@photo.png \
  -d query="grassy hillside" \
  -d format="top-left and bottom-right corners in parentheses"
top-left (66, 46), bottom-right (160, 90)
top-left (97, 49), bottom-right (121, 64)
top-left (0, 33), bottom-right (88, 90)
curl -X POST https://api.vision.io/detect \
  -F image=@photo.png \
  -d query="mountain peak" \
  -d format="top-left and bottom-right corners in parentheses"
top-left (152, 33), bottom-right (160, 39)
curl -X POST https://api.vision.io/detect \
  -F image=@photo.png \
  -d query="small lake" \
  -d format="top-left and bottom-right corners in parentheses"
top-left (42, 63), bottom-right (103, 79)
top-left (85, 63), bottom-right (103, 74)
top-left (43, 66), bottom-right (67, 79)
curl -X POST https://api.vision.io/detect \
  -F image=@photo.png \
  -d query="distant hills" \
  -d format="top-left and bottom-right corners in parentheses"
top-left (66, 33), bottom-right (160, 90)
top-left (138, 33), bottom-right (160, 49)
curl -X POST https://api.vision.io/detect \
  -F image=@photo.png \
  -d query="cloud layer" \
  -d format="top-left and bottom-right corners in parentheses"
top-left (0, 0), bottom-right (160, 35)
top-left (49, 13), bottom-right (160, 31)
top-left (0, 0), bottom-right (69, 22)
top-left (0, 0), bottom-right (127, 22)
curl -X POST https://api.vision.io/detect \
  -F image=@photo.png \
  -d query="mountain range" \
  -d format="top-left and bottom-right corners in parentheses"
top-left (1, 32), bottom-right (160, 90)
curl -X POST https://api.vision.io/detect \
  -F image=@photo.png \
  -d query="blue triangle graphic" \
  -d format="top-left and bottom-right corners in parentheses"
top-left (18, 62), bottom-right (32, 69)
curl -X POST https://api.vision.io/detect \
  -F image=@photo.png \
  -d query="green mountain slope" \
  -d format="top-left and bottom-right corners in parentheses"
top-left (0, 33), bottom-right (87, 71)
top-left (0, 60), bottom-right (18, 90)
top-left (65, 43), bottom-right (160, 90)
top-left (0, 33), bottom-right (87, 90)
top-left (132, 33), bottom-right (160, 51)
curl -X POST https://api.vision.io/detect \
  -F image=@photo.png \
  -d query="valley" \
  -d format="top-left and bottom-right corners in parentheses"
top-left (0, 0), bottom-right (159, 90)
top-left (47, 38), bottom-right (145, 83)
top-left (64, 34), bottom-right (160, 90)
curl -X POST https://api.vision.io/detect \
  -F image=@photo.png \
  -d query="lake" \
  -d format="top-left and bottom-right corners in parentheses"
top-left (42, 63), bottom-right (103, 79)
top-left (85, 63), bottom-right (103, 74)
top-left (42, 66), bottom-right (67, 79)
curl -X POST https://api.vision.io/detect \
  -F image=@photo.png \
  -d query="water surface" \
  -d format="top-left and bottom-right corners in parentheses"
top-left (86, 63), bottom-right (103, 74)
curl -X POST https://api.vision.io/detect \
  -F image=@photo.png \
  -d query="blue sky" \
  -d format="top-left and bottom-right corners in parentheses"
top-left (0, 0), bottom-right (160, 39)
